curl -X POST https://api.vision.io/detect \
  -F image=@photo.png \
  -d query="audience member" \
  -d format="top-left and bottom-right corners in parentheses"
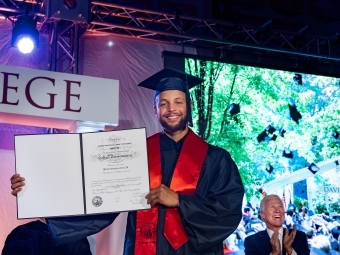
top-left (244, 194), bottom-right (310, 255)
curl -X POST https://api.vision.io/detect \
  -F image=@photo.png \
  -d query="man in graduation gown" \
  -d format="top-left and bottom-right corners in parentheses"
top-left (11, 69), bottom-right (245, 255)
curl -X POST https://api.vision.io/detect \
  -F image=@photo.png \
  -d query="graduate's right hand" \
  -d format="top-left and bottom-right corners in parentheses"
top-left (10, 174), bottom-right (25, 196)
top-left (145, 184), bottom-right (179, 207)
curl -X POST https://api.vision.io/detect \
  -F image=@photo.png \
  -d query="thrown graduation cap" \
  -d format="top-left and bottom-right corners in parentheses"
top-left (282, 148), bottom-right (293, 158)
top-left (266, 125), bottom-right (276, 134)
top-left (293, 74), bottom-right (302, 85)
top-left (257, 129), bottom-right (277, 143)
top-left (308, 163), bottom-right (320, 174)
top-left (227, 103), bottom-right (240, 116)
top-left (257, 130), bottom-right (269, 143)
top-left (288, 104), bottom-right (302, 124)
top-left (138, 68), bottom-right (204, 126)
top-left (265, 164), bottom-right (274, 174)
top-left (270, 134), bottom-right (277, 141)
top-left (279, 127), bottom-right (286, 137)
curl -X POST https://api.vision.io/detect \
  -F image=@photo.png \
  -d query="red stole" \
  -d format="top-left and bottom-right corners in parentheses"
top-left (134, 129), bottom-right (208, 255)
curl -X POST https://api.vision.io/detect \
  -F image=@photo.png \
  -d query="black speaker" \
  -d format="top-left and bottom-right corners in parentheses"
top-left (45, 0), bottom-right (90, 23)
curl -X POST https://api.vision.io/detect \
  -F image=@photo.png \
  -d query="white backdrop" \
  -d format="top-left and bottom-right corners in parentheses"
top-left (0, 18), bottom-right (196, 254)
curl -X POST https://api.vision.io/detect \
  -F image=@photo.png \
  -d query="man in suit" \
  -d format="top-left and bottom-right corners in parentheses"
top-left (244, 194), bottom-right (310, 255)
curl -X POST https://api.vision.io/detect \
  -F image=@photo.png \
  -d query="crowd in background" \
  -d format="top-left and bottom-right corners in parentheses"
top-left (224, 201), bottom-right (340, 255)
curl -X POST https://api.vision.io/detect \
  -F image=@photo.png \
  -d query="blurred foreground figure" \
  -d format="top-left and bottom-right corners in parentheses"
top-left (2, 220), bottom-right (91, 255)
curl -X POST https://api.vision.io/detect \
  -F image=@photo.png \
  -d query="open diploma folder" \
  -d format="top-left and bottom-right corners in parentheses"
top-left (14, 128), bottom-right (151, 219)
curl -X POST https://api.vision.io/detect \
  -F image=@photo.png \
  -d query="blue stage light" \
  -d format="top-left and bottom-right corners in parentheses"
top-left (16, 37), bottom-right (35, 54)
top-left (11, 16), bottom-right (39, 54)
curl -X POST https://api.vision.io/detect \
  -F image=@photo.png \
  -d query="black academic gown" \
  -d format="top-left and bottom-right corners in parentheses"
top-left (47, 133), bottom-right (244, 255)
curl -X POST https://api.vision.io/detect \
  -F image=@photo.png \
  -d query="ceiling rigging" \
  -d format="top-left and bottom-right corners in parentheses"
top-left (1, 0), bottom-right (340, 76)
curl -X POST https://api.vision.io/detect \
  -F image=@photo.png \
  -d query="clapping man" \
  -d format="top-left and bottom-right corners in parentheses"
top-left (244, 194), bottom-right (310, 255)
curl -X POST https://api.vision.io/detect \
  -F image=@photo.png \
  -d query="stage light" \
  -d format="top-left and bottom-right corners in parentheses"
top-left (282, 148), bottom-right (293, 158)
top-left (11, 16), bottom-right (39, 54)
top-left (227, 103), bottom-right (240, 116)
top-left (308, 163), bottom-right (320, 174)
top-left (293, 74), bottom-right (302, 85)
top-left (265, 164), bottom-right (274, 174)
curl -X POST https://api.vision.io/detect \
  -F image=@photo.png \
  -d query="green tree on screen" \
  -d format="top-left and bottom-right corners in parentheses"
top-left (185, 58), bottom-right (340, 200)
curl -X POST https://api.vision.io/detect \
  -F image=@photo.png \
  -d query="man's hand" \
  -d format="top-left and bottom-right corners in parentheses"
top-left (270, 231), bottom-right (281, 255)
top-left (283, 224), bottom-right (296, 255)
top-left (10, 174), bottom-right (25, 196)
top-left (145, 184), bottom-right (179, 207)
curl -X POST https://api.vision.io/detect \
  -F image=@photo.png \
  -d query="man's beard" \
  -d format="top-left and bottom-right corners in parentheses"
top-left (160, 115), bottom-right (188, 134)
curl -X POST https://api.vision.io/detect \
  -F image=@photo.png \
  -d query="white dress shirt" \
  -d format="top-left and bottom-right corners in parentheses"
top-left (267, 227), bottom-right (297, 255)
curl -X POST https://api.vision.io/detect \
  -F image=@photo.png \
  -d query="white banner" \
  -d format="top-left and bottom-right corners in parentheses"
top-left (0, 65), bottom-right (119, 125)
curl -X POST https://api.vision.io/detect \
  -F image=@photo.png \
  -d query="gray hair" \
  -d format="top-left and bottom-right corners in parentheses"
top-left (260, 194), bottom-right (282, 212)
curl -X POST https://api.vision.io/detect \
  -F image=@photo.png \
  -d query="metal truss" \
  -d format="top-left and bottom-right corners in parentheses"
top-left (48, 20), bottom-right (82, 74)
top-left (89, 1), bottom-right (340, 64)
top-left (2, 0), bottom-right (340, 71)
top-left (0, 0), bottom-right (81, 74)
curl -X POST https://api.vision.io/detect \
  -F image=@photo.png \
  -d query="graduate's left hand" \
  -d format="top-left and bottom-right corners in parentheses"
top-left (145, 184), bottom-right (179, 207)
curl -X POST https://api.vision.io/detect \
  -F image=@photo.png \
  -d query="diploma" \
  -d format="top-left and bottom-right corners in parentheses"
top-left (15, 128), bottom-right (150, 219)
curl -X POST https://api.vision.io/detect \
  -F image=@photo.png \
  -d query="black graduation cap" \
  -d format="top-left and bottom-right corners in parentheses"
top-left (279, 127), bottom-right (286, 137)
top-left (282, 148), bottom-right (293, 158)
top-left (138, 68), bottom-right (204, 126)
top-left (227, 103), bottom-right (240, 116)
top-left (293, 74), bottom-right (302, 85)
top-left (266, 125), bottom-right (276, 134)
top-left (270, 134), bottom-right (277, 141)
top-left (333, 130), bottom-right (339, 139)
top-left (265, 164), bottom-right (274, 174)
top-left (138, 68), bottom-right (203, 93)
top-left (257, 130), bottom-right (269, 143)
top-left (288, 104), bottom-right (302, 124)
top-left (308, 163), bottom-right (320, 174)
